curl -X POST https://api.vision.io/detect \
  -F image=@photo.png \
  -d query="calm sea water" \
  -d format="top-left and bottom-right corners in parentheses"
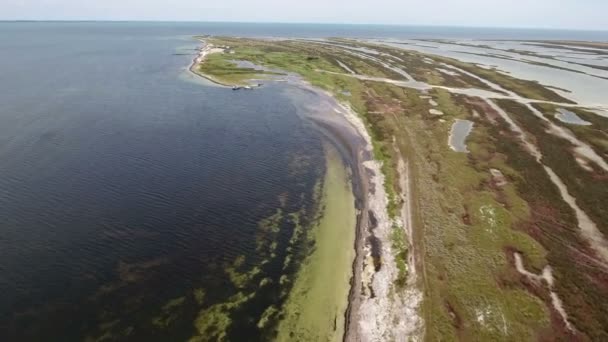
top-left (0, 22), bottom-right (329, 340)
top-left (2, 21), bottom-right (608, 40)
top-left (0, 22), bottom-right (606, 340)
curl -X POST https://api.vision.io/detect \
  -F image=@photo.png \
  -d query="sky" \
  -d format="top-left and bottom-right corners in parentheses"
top-left (2, 0), bottom-right (608, 31)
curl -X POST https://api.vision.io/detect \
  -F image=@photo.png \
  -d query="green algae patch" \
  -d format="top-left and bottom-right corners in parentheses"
top-left (256, 208), bottom-right (284, 255)
top-left (257, 305), bottom-right (280, 329)
top-left (152, 296), bottom-right (186, 329)
top-left (275, 145), bottom-right (356, 342)
top-left (190, 292), bottom-right (255, 342)
top-left (193, 288), bottom-right (206, 305)
top-left (226, 260), bottom-right (262, 289)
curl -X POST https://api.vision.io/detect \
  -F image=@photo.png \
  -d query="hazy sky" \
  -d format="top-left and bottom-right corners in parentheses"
top-left (2, 0), bottom-right (607, 30)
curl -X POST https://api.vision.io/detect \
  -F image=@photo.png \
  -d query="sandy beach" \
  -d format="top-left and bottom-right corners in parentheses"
top-left (188, 39), bottom-right (228, 86)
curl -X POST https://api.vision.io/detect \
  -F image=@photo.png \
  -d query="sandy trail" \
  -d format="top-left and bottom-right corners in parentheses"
top-left (194, 41), bottom-right (225, 64)
top-left (336, 59), bottom-right (357, 74)
top-left (513, 252), bottom-right (573, 331)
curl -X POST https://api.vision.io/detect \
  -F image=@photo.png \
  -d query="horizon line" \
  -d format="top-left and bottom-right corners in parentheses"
top-left (1, 19), bottom-right (608, 33)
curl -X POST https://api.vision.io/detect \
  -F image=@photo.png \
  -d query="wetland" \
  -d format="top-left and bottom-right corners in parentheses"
top-left (195, 33), bottom-right (608, 341)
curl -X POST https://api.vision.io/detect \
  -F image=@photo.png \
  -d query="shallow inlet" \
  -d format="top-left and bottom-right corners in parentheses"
top-left (449, 119), bottom-right (474, 152)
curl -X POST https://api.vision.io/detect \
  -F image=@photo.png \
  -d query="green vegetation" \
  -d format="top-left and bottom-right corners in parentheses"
top-left (152, 297), bottom-right (186, 328)
top-left (389, 87), bottom-right (551, 341)
top-left (391, 224), bottom-right (409, 288)
top-left (483, 102), bottom-right (608, 340)
top-left (190, 292), bottom-right (256, 341)
top-left (196, 53), bottom-right (276, 85)
top-left (193, 288), bottom-right (206, 305)
top-left (194, 36), bottom-right (608, 340)
top-left (275, 145), bottom-right (356, 342)
top-left (225, 255), bottom-right (263, 289)
top-left (533, 103), bottom-right (608, 158)
top-left (257, 306), bottom-right (280, 329)
top-left (497, 99), bottom-right (608, 237)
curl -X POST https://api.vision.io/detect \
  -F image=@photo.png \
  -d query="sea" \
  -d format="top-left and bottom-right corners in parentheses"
top-left (0, 21), bottom-right (606, 341)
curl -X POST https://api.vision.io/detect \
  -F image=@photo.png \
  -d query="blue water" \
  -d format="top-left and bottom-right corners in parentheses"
top-left (2, 21), bottom-right (608, 40)
top-left (0, 22), bottom-right (329, 340)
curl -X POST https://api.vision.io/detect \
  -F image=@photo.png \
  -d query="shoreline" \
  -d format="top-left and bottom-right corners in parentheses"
top-left (279, 81), bottom-right (371, 342)
top-left (275, 142), bottom-right (357, 342)
top-left (298, 91), bottom-right (370, 342)
top-left (191, 39), bottom-right (423, 341)
top-left (188, 39), bottom-right (232, 87)
top-left (289, 82), bottom-right (423, 341)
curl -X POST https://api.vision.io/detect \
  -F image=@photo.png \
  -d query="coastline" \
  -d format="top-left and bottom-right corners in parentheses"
top-left (285, 81), bottom-right (423, 341)
top-left (188, 39), bottom-right (231, 87)
top-left (287, 84), bottom-right (371, 342)
top-left (191, 38), bottom-right (423, 341)
top-left (275, 142), bottom-right (357, 342)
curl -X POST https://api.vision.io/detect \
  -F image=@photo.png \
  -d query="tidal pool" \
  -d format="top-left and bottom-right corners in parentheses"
top-left (449, 119), bottom-right (474, 152)
top-left (555, 108), bottom-right (592, 125)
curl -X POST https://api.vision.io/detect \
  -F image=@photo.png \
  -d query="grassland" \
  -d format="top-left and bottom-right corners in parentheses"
top-left (196, 52), bottom-right (273, 85)
top-left (366, 82), bottom-right (552, 341)
top-left (491, 99), bottom-right (608, 341)
top-left (497, 100), bottom-right (608, 237)
top-left (194, 37), bottom-right (608, 340)
top-left (533, 103), bottom-right (608, 158)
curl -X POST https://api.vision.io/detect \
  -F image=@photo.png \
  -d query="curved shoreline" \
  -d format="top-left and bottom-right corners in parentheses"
top-left (188, 39), bottom-right (232, 87)
top-left (278, 80), bottom-right (371, 341)
top-left (289, 82), bottom-right (423, 341)
top-left (191, 40), bottom-right (423, 341)
top-left (191, 40), bottom-right (372, 339)
top-left (294, 91), bottom-right (370, 342)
